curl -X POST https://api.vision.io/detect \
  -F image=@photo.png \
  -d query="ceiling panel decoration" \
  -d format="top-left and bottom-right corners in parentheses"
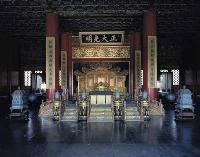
top-left (0, 0), bottom-right (199, 36)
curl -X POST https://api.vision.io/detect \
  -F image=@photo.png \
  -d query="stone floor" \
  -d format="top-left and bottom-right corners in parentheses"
top-left (0, 111), bottom-right (200, 157)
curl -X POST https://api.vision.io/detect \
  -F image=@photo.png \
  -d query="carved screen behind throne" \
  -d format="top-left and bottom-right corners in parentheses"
top-left (76, 67), bottom-right (126, 94)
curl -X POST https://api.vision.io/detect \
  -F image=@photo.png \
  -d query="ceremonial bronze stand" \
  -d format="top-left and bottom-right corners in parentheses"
top-left (78, 100), bottom-right (89, 121)
top-left (113, 99), bottom-right (124, 120)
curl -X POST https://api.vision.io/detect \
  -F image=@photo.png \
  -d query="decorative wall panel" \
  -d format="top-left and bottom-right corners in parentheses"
top-left (72, 46), bottom-right (130, 58)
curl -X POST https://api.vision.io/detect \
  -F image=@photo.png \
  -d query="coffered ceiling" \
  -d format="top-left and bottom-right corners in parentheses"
top-left (0, 0), bottom-right (199, 36)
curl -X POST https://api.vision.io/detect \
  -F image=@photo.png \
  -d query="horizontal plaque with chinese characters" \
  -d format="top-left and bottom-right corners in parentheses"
top-left (79, 31), bottom-right (124, 45)
top-left (148, 36), bottom-right (157, 88)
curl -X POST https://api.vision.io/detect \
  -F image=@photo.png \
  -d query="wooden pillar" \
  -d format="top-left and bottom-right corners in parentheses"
top-left (66, 34), bottom-right (73, 98)
top-left (61, 33), bottom-right (73, 98)
top-left (61, 33), bottom-right (68, 90)
top-left (130, 32), bottom-right (141, 98)
top-left (134, 33), bottom-right (141, 55)
top-left (46, 12), bottom-right (59, 101)
top-left (130, 33), bottom-right (134, 98)
top-left (133, 32), bottom-right (141, 91)
top-left (143, 10), bottom-right (157, 100)
top-left (61, 34), bottom-right (67, 54)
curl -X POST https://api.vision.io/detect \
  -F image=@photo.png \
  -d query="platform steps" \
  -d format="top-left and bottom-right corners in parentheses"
top-left (61, 106), bottom-right (78, 121)
top-left (39, 102), bottom-right (53, 117)
top-left (88, 105), bottom-right (113, 122)
top-left (125, 100), bottom-right (141, 121)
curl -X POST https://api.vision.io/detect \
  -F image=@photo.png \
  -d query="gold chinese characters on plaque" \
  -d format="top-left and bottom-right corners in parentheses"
top-left (72, 46), bottom-right (130, 58)
top-left (46, 37), bottom-right (55, 89)
top-left (135, 50), bottom-right (141, 89)
top-left (79, 31), bottom-right (124, 45)
top-left (148, 36), bottom-right (157, 88)
top-left (61, 51), bottom-right (67, 89)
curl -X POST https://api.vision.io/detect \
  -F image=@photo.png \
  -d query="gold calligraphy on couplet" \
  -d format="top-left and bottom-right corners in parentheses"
top-left (46, 37), bottom-right (55, 89)
top-left (72, 46), bottom-right (130, 58)
top-left (61, 51), bottom-right (67, 89)
top-left (148, 36), bottom-right (157, 88)
top-left (135, 50), bottom-right (141, 89)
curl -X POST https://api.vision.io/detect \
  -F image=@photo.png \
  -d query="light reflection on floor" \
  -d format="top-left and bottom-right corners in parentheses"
top-left (0, 111), bottom-right (200, 157)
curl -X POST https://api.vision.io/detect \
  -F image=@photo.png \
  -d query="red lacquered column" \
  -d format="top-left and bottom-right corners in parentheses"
top-left (61, 33), bottom-right (68, 89)
top-left (61, 34), bottom-right (67, 52)
top-left (133, 32), bottom-right (141, 92)
top-left (46, 12), bottom-right (59, 101)
top-left (143, 10), bottom-right (157, 100)
top-left (130, 33), bottom-right (134, 98)
top-left (66, 34), bottom-right (73, 98)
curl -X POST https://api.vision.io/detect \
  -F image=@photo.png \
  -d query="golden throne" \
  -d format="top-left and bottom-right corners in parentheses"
top-left (94, 81), bottom-right (109, 91)
top-left (76, 67), bottom-right (126, 95)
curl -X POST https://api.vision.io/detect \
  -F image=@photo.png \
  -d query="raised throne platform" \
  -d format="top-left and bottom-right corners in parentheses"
top-left (88, 91), bottom-right (113, 122)
top-left (89, 91), bottom-right (113, 105)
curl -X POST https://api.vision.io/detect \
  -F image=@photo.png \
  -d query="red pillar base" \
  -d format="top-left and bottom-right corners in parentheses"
top-left (149, 88), bottom-right (157, 101)
top-left (46, 88), bottom-right (55, 101)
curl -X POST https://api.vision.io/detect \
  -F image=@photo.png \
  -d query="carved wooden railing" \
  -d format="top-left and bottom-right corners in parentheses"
top-left (111, 97), bottom-right (114, 121)
top-left (137, 99), bottom-right (144, 121)
top-left (149, 100), bottom-right (165, 115)
top-left (123, 100), bottom-right (126, 120)
top-left (60, 99), bottom-right (66, 119)
top-left (77, 95), bottom-right (90, 120)
top-left (39, 100), bottom-right (54, 117)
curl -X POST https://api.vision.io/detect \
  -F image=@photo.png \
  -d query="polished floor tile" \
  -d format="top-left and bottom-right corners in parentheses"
top-left (0, 111), bottom-right (200, 157)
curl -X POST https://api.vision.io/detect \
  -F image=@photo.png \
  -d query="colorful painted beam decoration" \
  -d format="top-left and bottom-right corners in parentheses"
top-left (148, 36), bottom-right (157, 88)
top-left (79, 31), bottom-right (124, 45)
top-left (46, 37), bottom-right (55, 89)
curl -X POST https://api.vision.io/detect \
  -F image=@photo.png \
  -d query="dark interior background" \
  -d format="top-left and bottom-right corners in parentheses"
top-left (0, 0), bottom-right (200, 96)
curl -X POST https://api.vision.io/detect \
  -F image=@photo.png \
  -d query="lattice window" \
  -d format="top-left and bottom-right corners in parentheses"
top-left (24, 71), bottom-right (32, 86)
top-left (171, 69), bottom-right (179, 85)
top-left (141, 70), bottom-right (143, 86)
top-left (160, 69), bottom-right (168, 73)
top-left (59, 70), bottom-right (61, 86)
top-left (35, 70), bottom-right (42, 74)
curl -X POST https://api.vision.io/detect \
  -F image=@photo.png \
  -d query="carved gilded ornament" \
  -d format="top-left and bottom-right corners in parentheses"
top-left (72, 46), bottom-right (130, 58)
top-left (76, 67), bottom-right (126, 94)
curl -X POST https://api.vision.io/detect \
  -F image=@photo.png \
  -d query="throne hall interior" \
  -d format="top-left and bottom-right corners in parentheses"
top-left (0, 1), bottom-right (200, 157)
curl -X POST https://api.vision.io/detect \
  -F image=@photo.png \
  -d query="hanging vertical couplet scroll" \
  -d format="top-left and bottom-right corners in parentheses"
top-left (46, 37), bottom-right (55, 89)
top-left (61, 51), bottom-right (67, 89)
top-left (135, 50), bottom-right (141, 89)
top-left (148, 36), bottom-right (157, 88)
